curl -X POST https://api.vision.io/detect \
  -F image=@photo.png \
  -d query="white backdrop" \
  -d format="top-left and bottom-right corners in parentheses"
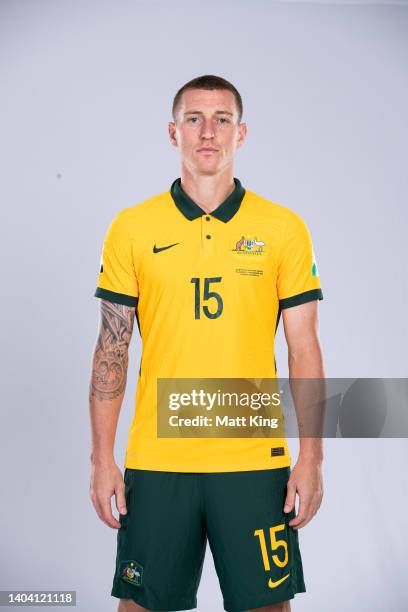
top-left (0, 1), bottom-right (407, 611)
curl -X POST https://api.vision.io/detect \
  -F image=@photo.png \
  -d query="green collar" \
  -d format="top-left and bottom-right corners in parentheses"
top-left (170, 177), bottom-right (245, 222)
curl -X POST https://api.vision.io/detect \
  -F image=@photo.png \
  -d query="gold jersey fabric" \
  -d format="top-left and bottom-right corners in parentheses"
top-left (94, 178), bottom-right (323, 472)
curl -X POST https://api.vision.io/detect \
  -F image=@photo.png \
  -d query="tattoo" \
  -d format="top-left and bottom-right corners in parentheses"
top-left (90, 299), bottom-right (135, 401)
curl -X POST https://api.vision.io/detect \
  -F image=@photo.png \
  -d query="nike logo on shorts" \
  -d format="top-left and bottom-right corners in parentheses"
top-left (268, 572), bottom-right (290, 589)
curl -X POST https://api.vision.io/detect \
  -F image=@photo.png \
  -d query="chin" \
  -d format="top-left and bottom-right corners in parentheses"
top-left (195, 161), bottom-right (220, 173)
top-left (196, 167), bottom-right (220, 176)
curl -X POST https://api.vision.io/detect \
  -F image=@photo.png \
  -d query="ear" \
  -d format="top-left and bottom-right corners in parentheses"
top-left (168, 121), bottom-right (178, 147)
top-left (236, 122), bottom-right (247, 149)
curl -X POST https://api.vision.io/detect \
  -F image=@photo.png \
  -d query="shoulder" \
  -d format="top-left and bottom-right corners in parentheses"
top-left (244, 188), bottom-right (310, 236)
top-left (107, 189), bottom-right (171, 235)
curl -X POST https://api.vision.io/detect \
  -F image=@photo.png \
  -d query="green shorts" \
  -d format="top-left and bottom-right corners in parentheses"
top-left (111, 467), bottom-right (306, 611)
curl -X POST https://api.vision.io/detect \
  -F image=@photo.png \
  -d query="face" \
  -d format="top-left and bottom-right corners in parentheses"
top-left (168, 88), bottom-right (247, 176)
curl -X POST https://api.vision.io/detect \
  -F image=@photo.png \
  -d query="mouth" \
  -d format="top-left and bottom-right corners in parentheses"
top-left (197, 147), bottom-right (218, 154)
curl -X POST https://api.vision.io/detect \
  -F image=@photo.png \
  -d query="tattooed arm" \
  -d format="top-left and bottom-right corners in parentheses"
top-left (89, 299), bottom-right (135, 529)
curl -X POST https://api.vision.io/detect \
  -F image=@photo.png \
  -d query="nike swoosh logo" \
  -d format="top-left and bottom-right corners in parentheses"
top-left (153, 243), bottom-right (179, 253)
top-left (268, 572), bottom-right (290, 589)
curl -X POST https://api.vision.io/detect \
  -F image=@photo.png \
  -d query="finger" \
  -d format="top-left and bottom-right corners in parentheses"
top-left (99, 497), bottom-right (121, 529)
top-left (288, 497), bottom-right (310, 527)
top-left (304, 494), bottom-right (322, 521)
top-left (92, 497), bottom-right (112, 528)
top-left (309, 496), bottom-right (322, 519)
top-left (291, 516), bottom-right (310, 530)
top-left (283, 480), bottom-right (297, 513)
top-left (90, 490), bottom-right (119, 529)
top-left (290, 489), bottom-right (323, 529)
top-left (91, 497), bottom-right (109, 526)
top-left (293, 519), bottom-right (310, 531)
top-left (115, 482), bottom-right (127, 515)
top-left (290, 498), bottom-right (319, 529)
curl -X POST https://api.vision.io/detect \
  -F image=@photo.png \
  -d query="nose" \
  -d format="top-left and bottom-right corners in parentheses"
top-left (200, 118), bottom-right (215, 140)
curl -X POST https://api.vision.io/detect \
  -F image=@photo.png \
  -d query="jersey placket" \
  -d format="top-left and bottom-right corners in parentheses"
top-left (201, 215), bottom-right (215, 258)
top-left (201, 213), bottom-right (216, 258)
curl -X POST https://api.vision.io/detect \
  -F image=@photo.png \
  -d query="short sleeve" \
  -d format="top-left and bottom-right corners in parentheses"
top-left (94, 210), bottom-right (139, 307)
top-left (277, 212), bottom-right (323, 309)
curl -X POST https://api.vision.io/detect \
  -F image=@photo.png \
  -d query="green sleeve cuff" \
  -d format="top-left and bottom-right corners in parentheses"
top-left (279, 288), bottom-right (323, 309)
top-left (94, 287), bottom-right (138, 307)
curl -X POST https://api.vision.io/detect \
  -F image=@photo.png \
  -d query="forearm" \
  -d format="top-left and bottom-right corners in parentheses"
top-left (89, 299), bottom-right (135, 466)
top-left (288, 336), bottom-right (324, 378)
top-left (288, 339), bottom-right (325, 463)
top-left (89, 381), bottom-right (124, 466)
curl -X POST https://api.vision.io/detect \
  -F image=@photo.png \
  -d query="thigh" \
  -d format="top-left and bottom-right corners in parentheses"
top-left (111, 469), bottom-right (207, 611)
top-left (202, 468), bottom-right (306, 612)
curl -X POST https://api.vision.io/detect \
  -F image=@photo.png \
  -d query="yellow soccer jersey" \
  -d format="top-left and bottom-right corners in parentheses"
top-left (94, 178), bottom-right (323, 472)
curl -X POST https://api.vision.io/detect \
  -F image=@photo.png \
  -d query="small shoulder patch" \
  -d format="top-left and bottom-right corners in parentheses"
top-left (311, 247), bottom-right (319, 277)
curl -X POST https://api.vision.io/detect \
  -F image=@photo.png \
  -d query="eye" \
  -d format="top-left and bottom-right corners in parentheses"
top-left (217, 117), bottom-right (230, 124)
top-left (187, 116), bottom-right (200, 124)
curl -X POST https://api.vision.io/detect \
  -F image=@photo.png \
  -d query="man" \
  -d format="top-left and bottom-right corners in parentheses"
top-left (89, 74), bottom-right (324, 612)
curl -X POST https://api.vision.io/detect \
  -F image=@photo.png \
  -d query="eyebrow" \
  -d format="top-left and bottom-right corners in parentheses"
top-left (184, 110), bottom-right (234, 116)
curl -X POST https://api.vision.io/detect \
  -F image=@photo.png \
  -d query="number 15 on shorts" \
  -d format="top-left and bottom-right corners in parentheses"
top-left (254, 524), bottom-right (290, 589)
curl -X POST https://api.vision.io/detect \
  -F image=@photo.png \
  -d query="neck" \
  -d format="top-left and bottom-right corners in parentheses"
top-left (180, 165), bottom-right (235, 214)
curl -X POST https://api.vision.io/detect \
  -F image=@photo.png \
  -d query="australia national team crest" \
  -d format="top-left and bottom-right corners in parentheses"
top-left (232, 234), bottom-right (267, 256)
top-left (120, 560), bottom-right (143, 587)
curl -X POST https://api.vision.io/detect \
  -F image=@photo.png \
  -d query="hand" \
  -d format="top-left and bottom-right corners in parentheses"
top-left (89, 461), bottom-right (127, 529)
top-left (283, 457), bottom-right (323, 529)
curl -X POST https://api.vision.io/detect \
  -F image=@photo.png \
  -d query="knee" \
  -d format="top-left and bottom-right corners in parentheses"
top-left (249, 601), bottom-right (291, 612)
top-left (117, 598), bottom-right (152, 612)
